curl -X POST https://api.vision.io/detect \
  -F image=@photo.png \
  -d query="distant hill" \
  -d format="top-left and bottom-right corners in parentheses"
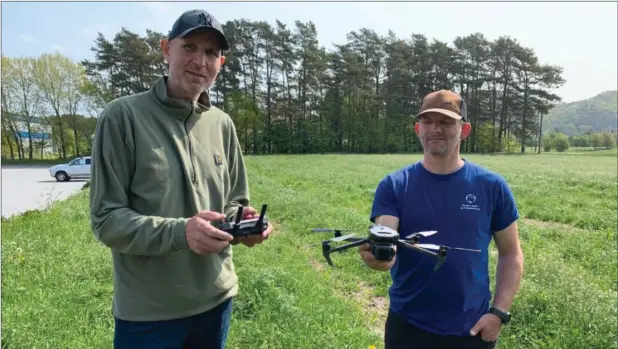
top-left (543, 90), bottom-right (617, 136)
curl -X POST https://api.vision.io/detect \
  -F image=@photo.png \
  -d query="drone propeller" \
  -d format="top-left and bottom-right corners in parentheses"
top-left (331, 233), bottom-right (359, 242)
top-left (404, 230), bottom-right (438, 240)
top-left (414, 243), bottom-right (481, 252)
top-left (308, 233), bottom-right (363, 247)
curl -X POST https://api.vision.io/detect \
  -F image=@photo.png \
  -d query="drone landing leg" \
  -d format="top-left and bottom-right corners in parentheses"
top-left (322, 241), bottom-right (335, 266)
top-left (433, 258), bottom-right (446, 271)
top-left (433, 246), bottom-right (448, 271)
top-left (322, 238), bottom-right (369, 267)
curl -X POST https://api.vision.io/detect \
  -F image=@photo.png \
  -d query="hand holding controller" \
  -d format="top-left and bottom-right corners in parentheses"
top-left (219, 204), bottom-right (270, 238)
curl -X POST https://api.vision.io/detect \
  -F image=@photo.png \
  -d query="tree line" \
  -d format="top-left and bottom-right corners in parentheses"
top-left (3, 19), bottom-right (571, 159)
top-left (1, 54), bottom-right (100, 160)
top-left (543, 130), bottom-right (617, 152)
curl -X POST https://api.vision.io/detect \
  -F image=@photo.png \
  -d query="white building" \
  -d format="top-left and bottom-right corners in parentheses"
top-left (9, 114), bottom-right (56, 155)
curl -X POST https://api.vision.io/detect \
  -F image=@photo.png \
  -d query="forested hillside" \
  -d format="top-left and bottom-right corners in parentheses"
top-left (543, 90), bottom-right (617, 136)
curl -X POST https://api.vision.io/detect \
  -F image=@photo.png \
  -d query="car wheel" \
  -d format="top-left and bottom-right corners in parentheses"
top-left (55, 171), bottom-right (69, 182)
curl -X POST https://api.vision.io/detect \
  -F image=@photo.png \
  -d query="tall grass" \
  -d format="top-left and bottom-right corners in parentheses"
top-left (2, 153), bottom-right (616, 349)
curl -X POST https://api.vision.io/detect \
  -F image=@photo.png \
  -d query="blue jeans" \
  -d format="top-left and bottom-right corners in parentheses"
top-left (114, 297), bottom-right (233, 349)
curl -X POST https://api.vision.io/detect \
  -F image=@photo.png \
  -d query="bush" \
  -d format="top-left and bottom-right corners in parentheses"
top-left (601, 132), bottom-right (616, 149)
top-left (543, 131), bottom-right (570, 152)
top-left (554, 135), bottom-right (570, 152)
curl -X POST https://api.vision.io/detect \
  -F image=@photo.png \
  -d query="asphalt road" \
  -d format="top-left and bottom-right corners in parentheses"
top-left (1, 165), bottom-right (86, 219)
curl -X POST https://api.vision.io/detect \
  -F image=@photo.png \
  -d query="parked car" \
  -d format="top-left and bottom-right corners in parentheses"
top-left (49, 156), bottom-right (91, 182)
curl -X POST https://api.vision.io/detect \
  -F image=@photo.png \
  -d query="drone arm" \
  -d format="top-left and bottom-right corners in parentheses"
top-left (398, 241), bottom-right (448, 271)
top-left (327, 238), bottom-right (370, 254)
top-left (397, 240), bottom-right (441, 258)
top-left (343, 237), bottom-right (365, 243)
top-left (322, 239), bottom-right (368, 267)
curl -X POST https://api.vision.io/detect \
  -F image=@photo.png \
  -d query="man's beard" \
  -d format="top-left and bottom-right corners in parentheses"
top-left (422, 137), bottom-right (458, 156)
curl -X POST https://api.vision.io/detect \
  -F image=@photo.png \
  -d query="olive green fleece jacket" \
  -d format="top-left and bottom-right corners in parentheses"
top-left (89, 76), bottom-right (249, 321)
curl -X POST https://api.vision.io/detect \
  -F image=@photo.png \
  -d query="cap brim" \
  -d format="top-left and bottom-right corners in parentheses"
top-left (415, 108), bottom-right (463, 120)
top-left (177, 26), bottom-right (230, 51)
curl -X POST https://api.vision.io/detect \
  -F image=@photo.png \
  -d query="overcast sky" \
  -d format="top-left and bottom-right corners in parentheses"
top-left (2, 1), bottom-right (616, 103)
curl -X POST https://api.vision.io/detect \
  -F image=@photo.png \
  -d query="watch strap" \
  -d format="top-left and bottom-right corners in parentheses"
top-left (489, 307), bottom-right (511, 324)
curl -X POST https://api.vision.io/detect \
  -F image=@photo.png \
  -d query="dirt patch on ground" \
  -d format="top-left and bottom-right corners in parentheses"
top-left (308, 256), bottom-right (325, 272)
top-left (367, 295), bottom-right (389, 336)
top-left (339, 279), bottom-right (389, 337)
top-left (307, 256), bottom-right (389, 337)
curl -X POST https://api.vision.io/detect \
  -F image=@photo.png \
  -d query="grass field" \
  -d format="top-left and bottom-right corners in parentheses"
top-left (2, 152), bottom-right (617, 349)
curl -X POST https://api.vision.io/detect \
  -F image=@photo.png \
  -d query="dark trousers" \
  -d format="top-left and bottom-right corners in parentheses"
top-left (385, 310), bottom-right (497, 349)
top-left (114, 297), bottom-right (233, 349)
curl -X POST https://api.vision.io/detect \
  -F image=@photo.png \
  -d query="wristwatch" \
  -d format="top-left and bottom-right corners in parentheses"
top-left (489, 307), bottom-right (511, 324)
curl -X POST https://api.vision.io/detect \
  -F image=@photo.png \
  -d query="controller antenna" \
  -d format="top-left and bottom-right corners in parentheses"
top-left (255, 204), bottom-right (267, 232)
top-left (232, 206), bottom-right (243, 236)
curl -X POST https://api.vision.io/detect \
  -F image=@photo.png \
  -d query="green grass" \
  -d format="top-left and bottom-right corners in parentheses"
top-left (562, 147), bottom-right (618, 156)
top-left (2, 153), bottom-right (617, 349)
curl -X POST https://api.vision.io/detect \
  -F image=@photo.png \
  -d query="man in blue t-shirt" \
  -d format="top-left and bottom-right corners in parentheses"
top-left (359, 90), bottom-right (524, 349)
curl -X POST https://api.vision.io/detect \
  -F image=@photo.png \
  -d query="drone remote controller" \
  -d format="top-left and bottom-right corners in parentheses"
top-left (219, 204), bottom-right (269, 238)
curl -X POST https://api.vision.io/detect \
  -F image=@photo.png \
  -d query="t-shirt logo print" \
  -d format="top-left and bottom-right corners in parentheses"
top-left (461, 193), bottom-right (480, 211)
top-left (465, 194), bottom-right (476, 204)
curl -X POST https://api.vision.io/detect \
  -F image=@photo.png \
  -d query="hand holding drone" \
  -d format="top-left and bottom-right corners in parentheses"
top-left (311, 224), bottom-right (481, 271)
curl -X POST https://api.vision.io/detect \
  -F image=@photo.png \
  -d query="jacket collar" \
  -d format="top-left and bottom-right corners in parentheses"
top-left (149, 76), bottom-right (211, 120)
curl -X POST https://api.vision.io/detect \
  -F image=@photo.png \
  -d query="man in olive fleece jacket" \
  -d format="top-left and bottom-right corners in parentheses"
top-left (89, 9), bottom-right (273, 349)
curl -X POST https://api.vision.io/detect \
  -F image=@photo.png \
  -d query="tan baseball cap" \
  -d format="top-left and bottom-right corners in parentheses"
top-left (415, 90), bottom-right (467, 121)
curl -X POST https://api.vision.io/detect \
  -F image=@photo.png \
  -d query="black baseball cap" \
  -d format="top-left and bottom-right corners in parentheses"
top-left (168, 9), bottom-right (230, 51)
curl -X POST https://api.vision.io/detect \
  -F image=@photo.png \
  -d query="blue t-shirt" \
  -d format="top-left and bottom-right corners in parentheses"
top-left (370, 159), bottom-right (519, 336)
